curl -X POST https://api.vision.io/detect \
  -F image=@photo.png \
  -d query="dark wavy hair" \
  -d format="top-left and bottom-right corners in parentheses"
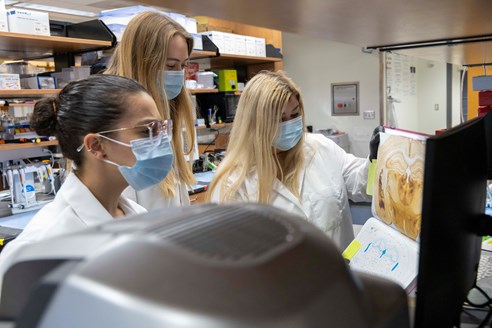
top-left (30, 74), bottom-right (149, 167)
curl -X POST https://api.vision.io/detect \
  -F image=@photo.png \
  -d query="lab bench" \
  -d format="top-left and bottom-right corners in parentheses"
top-left (0, 198), bottom-right (39, 230)
top-left (189, 170), bottom-right (215, 204)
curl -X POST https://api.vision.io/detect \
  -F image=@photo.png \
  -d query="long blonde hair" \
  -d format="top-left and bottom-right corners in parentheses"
top-left (105, 11), bottom-right (196, 196)
top-left (208, 71), bottom-right (305, 204)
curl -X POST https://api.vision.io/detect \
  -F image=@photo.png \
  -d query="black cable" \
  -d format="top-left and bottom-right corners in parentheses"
top-left (201, 125), bottom-right (229, 153)
top-left (466, 285), bottom-right (492, 308)
top-left (479, 306), bottom-right (492, 328)
top-left (463, 283), bottom-right (492, 327)
top-left (202, 129), bottom-right (220, 154)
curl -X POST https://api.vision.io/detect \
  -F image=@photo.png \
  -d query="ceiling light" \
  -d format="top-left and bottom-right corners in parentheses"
top-left (13, 3), bottom-right (98, 17)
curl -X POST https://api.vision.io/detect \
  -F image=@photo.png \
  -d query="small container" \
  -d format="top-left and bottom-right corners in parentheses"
top-left (196, 71), bottom-right (217, 89)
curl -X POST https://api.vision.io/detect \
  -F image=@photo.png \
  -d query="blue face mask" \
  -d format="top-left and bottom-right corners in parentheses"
top-left (163, 70), bottom-right (185, 100)
top-left (101, 133), bottom-right (174, 191)
top-left (274, 116), bottom-right (304, 151)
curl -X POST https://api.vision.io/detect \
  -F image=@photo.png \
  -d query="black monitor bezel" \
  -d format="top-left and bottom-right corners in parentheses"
top-left (414, 116), bottom-right (487, 327)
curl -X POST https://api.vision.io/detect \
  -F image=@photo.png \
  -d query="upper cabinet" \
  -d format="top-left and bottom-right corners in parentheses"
top-left (0, 32), bottom-right (112, 61)
top-left (0, 20), bottom-right (116, 69)
top-left (188, 16), bottom-right (283, 80)
top-left (191, 50), bottom-right (282, 68)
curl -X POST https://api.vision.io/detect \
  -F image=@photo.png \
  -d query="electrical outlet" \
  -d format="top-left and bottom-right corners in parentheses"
top-left (363, 110), bottom-right (375, 120)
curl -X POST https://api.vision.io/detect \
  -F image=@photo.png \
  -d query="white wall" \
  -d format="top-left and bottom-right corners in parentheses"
top-left (282, 32), bottom-right (380, 157)
top-left (385, 54), bottom-right (462, 134)
top-left (416, 59), bottom-right (447, 134)
top-left (389, 92), bottom-right (419, 131)
top-left (452, 65), bottom-right (463, 127)
top-left (283, 32), bottom-right (464, 152)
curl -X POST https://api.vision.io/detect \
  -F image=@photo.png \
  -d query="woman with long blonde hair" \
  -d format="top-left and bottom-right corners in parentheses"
top-left (105, 11), bottom-right (195, 209)
top-left (209, 71), bottom-right (372, 250)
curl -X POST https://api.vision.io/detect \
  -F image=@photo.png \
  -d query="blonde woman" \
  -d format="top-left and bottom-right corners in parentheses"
top-left (209, 71), bottom-right (372, 250)
top-left (105, 11), bottom-right (195, 209)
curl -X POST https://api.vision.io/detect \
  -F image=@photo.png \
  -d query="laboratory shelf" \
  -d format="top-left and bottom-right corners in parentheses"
top-left (189, 88), bottom-right (219, 94)
top-left (0, 140), bottom-right (58, 151)
top-left (191, 50), bottom-right (218, 59)
top-left (0, 32), bottom-right (112, 60)
top-left (0, 89), bottom-right (61, 97)
top-left (191, 52), bottom-right (282, 67)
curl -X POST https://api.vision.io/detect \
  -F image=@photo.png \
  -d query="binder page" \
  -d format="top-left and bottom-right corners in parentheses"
top-left (371, 130), bottom-right (428, 241)
top-left (346, 217), bottom-right (419, 291)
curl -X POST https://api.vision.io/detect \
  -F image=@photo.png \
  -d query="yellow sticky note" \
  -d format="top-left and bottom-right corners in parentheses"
top-left (342, 239), bottom-right (362, 260)
top-left (366, 159), bottom-right (377, 196)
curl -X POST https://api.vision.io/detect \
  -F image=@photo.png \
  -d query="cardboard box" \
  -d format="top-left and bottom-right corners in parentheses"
top-left (191, 33), bottom-right (203, 50)
top-left (0, 74), bottom-right (20, 90)
top-left (197, 24), bottom-right (232, 33)
top-left (200, 31), bottom-right (225, 53)
top-left (218, 69), bottom-right (238, 92)
top-left (185, 17), bottom-right (197, 34)
top-left (169, 12), bottom-right (186, 29)
top-left (99, 5), bottom-right (161, 41)
top-left (7, 9), bottom-right (50, 35)
top-left (195, 16), bottom-right (233, 33)
top-left (222, 33), bottom-right (235, 54)
top-left (0, 9), bottom-right (8, 32)
top-left (234, 34), bottom-right (246, 56)
top-left (255, 37), bottom-right (266, 57)
top-left (245, 36), bottom-right (256, 57)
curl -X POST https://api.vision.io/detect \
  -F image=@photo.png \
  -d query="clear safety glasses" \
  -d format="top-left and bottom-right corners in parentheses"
top-left (76, 119), bottom-right (173, 152)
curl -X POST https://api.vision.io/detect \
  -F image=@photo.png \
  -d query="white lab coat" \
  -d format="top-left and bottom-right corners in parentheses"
top-left (210, 133), bottom-right (371, 250)
top-left (122, 179), bottom-right (190, 210)
top-left (0, 172), bottom-right (146, 295)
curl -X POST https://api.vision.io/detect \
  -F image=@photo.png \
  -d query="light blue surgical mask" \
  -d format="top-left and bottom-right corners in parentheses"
top-left (100, 133), bottom-right (174, 191)
top-left (162, 70), bottom-right (185, 100)
top-left (274, 116), bottom-right (304, 151)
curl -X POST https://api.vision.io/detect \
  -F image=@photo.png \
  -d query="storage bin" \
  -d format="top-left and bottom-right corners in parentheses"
top-left (196, 71), bottom-right (216, 89)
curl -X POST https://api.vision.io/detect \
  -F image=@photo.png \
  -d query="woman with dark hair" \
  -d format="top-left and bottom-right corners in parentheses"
top-left (0, 74), bottom-right (174, 291)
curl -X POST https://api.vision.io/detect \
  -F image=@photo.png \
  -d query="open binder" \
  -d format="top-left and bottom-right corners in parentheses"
top-left (343, 128), bottom-right (429, 293)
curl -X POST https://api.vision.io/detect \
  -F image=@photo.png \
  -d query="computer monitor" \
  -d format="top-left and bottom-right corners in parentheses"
top-left (484, 112), bottom-right (492, 179)
top-left (415, 116), bottom-right (488, 327)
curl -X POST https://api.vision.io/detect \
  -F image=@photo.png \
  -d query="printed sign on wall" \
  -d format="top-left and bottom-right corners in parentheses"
top-left (332, 82), bottom-right (359, 116)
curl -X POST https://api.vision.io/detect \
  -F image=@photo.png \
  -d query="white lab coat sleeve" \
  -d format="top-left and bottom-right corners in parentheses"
top-left (312, 133), bottom-right (371, 203)
top-left (122, 181), bottom-right (189, 210)
top-left (338, 147), bottom-right (371, 203)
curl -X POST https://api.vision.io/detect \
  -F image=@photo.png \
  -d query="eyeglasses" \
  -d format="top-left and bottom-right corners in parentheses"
top-left (76, 120), bottom-right (173, 152)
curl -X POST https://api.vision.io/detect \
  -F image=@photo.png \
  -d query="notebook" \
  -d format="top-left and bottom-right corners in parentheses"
top-left (343, 128), bottom-right (429, 293)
